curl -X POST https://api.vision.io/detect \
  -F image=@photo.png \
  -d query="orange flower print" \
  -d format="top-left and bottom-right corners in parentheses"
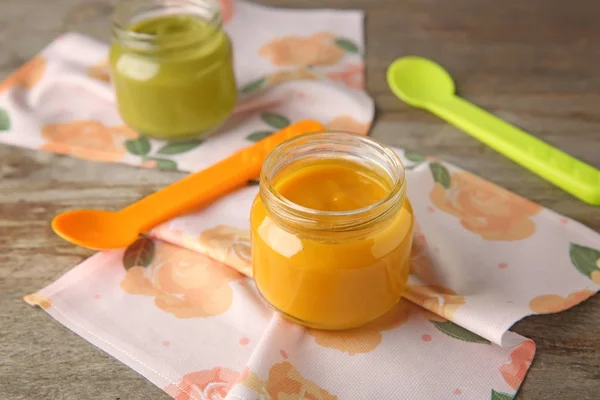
top-left (410, 222), bottom-right (442, 285)
top-left (197, 225), bottom-right (253, 277)
top-left (259, 32), bottom-right (345, 67)
top-left (109, 124), bottom-right (139, 138)
top-left (41, 120), bottom-right (137, 162)
top-left (120, 240), bottom-right (243, 318)
top-left (20, 56), bottom-right (46, 89)
top-left (218, 0), bottom-right (234, 24)
top-left (140, 160), bottom-right (158, 169)
top-left (164, 367), bottom-right (240, 399)
top-left (307, 300), bottom-right (412, 355)
top-left (429, 168), bottom-right (541, 241)
top-left (500, 341), bottom-right (536, 390)
top-left (87, 58), bottom-right (110, 83)
top-left (241, 362), bottom-right (338, 400)
top-left (406, 285), bottom-right (466, 320)
top-left (266, 362), bottom-right (337, 400)
top-left (326, 63), bottom-right (364, 90)
top-left (529, 290), bottom-right (595, 314)
top-left (0, 55), bottom-right (46, 94)
top-left (19, 56), bottom-right (46, 89)
top-left (325, 115), bottom-right (370, 135)
top-left (24, 292), bottom-right (52, 310)
top-left (592, 270), bottom-right (600, 285)
top-left (267, 68), bottom-right (319, 85)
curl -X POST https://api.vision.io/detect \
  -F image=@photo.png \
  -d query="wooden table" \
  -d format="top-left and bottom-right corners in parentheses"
top-left (1, 0), bottom-right (598, 399)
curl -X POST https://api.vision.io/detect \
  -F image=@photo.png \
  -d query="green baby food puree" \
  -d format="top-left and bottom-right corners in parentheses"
top-left (110, 14), bottom-right (237, 139)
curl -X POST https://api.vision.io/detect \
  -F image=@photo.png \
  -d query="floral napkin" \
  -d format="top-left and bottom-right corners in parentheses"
top-left (5, 1), bottom-right (599, 399)
top-left (0, 0), bottom-right (372, 172)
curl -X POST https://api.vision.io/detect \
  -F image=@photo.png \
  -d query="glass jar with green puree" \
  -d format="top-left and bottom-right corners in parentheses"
top-left (110, 0), bottom-right (237, 140)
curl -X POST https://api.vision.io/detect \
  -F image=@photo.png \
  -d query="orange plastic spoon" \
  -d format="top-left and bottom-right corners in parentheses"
top-left (52, 120), bottom-right (324, 250)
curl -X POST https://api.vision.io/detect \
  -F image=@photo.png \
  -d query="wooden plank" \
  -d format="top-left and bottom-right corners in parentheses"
top-left (1, 0), bottom-right (598, 399)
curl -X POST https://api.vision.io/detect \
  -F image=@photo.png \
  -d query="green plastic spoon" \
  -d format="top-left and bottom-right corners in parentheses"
top-left (387, 56), bottom-right (600, 206)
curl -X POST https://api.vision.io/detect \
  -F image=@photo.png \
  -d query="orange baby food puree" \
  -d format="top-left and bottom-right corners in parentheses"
top-left (251, 158), bottom-right (414, 330)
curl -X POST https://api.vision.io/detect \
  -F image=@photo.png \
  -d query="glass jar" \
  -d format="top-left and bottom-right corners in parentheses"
top-left (250, 132), bottom-right (414, 330)
top-left (109, 0), bottom-right (237, 140)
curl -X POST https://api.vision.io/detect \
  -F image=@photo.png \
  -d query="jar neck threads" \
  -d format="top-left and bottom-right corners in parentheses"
top-left (259, 132), bottom-right (407, 235)
top-left (111, 0), bottom-right (222, 54)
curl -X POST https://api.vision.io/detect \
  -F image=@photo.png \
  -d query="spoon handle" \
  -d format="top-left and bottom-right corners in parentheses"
top-left (429, 96), bottom-right (600, 205)
top-left (121, 120), bottom-right (324, 232)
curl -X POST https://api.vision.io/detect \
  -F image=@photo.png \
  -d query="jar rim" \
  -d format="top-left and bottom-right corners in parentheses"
top-left (259, 131), bottom-right (407, 231)
top-left (111, 0), bottom-right (222, 51)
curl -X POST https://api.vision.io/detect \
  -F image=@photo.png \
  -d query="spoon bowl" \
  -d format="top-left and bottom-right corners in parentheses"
top-left (52, 210), bottom-right (139, 250)
top-left (387, 56), bottom-right (456, 108)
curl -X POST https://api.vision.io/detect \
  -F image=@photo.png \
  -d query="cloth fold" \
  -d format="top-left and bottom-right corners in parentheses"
top-left (6, 1), bottom-right (599, 399)
top-left (147, 155), bottom-right (600, 349)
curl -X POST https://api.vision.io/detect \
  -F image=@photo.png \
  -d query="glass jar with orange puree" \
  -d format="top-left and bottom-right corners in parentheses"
top-left (250, 132), bottom-right (414, 330)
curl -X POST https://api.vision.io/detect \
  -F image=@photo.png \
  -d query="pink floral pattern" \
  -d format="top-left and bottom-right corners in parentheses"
top-left (326, 63), bottom-right (364, 89)
top-left (500, 341), bottom-right (536, 389)
top-left (259, 32), bottom-right (346, 67)
top-left (164, 367), bottom-right (240, 399)
top-left (219, 0), bottom-right (234, 24)
top-left (120, 241), bottom-right (243, 318)
top-left (430, 170), bottom-right (542, 241)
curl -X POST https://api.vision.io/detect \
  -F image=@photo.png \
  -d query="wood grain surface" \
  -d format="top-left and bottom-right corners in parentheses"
top-left (1, 0), bottom-right (599, 399)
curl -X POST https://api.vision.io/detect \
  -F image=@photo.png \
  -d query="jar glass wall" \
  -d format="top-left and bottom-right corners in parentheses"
top-left (250, 132), bottom-right (414, 330)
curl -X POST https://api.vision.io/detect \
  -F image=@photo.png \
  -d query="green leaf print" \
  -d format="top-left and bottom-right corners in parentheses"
top-left (123, 236), bottom-right (155, 270)
top-left (404, 151), bottom-right (427, 163)
top-left (429, 162), bottom-right (451, 189)
top-left (246, 131), bottom-right (274, 142)
top-left (335, 38), bottom-right (360, 54)
top-left (147, 157), bottom-right (178, 170)
top-left (431, 320), bottom-right (491, 344)
top-left (491, 389), bottom-right (514, 400)
top-left (157, 140), bottom-right (203, 155)
top-left (569, 243), bottom-right (600, 280)
top-left (241, 77), bottom-right (267, 94)
top-left (261, 112), bottom-right (290, 130)
top-left (0, 108), bottom-right (10, 131)
top-left (125, 137), bottom-right (151, 156)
